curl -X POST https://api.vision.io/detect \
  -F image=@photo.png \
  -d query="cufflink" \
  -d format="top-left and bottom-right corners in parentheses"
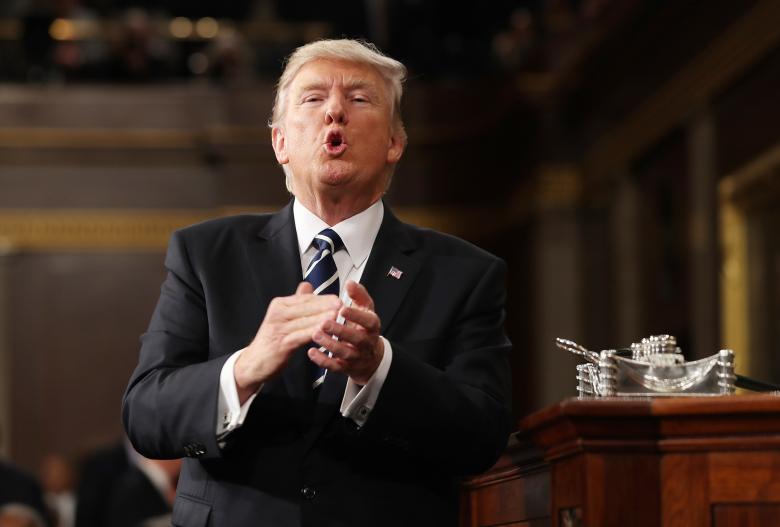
top-left (183, 442), bottom-right (207, 458)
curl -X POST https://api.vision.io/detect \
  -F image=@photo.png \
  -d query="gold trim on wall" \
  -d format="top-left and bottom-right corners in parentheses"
top-left (509, 164), bottom-right (583, 220)
top-left (719, 200), bottom-right (750, 376)
top-left (0, 206), bottom-right (501, 252)
top-left (720, 143), bottom-right (780, 209)
top-left (0, 209), bottom-right (265, 252)
top-left (0, 126), bottom-right (268, 149)
top-left (719, 142), bottom-right (780, 378)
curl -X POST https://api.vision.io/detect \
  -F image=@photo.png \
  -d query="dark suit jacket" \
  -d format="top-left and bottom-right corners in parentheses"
top-left (122, 201), bottom-right (512, 527)
top-left (74, 442), bottom-right (129, 527)
top-left (0, 460), bottom-right (50, 526)
top-left (105, 465), bottom-right (170, 527)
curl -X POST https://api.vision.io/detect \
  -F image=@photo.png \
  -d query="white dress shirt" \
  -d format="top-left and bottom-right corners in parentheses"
top-left (216, 199), bottom-right (393, 441)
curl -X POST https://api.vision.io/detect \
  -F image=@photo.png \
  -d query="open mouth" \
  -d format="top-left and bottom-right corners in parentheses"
top-left (324, 131), bottom-right (347, 155)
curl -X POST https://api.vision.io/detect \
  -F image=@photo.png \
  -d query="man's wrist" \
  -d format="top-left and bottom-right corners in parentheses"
top-left (341, 337), bottom-right (393, 426)
top-left (350, 338), bottom-right (384, 385)
top-left (233, 354), bottom-right (262, 405)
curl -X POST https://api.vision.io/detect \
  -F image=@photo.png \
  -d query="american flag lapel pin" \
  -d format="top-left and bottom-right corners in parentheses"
top-left (387, 266), bottom-right (403, 279)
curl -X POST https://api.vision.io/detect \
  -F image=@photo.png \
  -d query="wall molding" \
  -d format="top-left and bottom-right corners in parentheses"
top-left (718, 142), bottom-right (780, 377)
top-left (0, 126), bottom-right (268, 149)
top-left (0, 206), bottom-right (503, 251)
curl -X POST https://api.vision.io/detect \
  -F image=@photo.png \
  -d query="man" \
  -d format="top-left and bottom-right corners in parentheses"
top-left (123, 39), bottom-right (512, 527)
top-left (105, 456), bottom-right (180, 527)
top-left (74, 441), bottom-right (129, 527)
top-left (0, 459), bottom-right (49, 527)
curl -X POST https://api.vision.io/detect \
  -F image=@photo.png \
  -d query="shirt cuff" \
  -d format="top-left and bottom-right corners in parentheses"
top-left (340, 336), bottom-right (393, 427)
top-left (217, 348), bottom-right (260, 443)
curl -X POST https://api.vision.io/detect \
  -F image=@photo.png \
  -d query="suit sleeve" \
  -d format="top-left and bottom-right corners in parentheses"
top-left (122, 229), bottom-right (227, 460)
top-left (359, 257), bottom-right (513, 476)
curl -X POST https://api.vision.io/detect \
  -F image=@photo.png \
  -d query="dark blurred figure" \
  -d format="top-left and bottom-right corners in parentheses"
top-left (492, 7), bottom-right (537, 72)
top-left (73, 442), bottom-right (128, 527)
top-left (103, 8), bottom-right (174, 81)
top-left (74, 441), bottom-right (179, 527)
top-left (38, 456), bottom-right (75, 527)
top-left (104, 457), bottom-right (180, 527)
top-left (0, 513), bottom-right (40, 527)
top-left (207, 27), bottom-right (249, 80)
top-left (49, 0), bottom-right (106, 81)
top-left (20, 7), bottom-right (54, 82)
top-left (0, 460), bottom-right (50, 527)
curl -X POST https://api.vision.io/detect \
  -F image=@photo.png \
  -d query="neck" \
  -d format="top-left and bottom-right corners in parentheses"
top-left (295, 191), bottom-right (381, 226)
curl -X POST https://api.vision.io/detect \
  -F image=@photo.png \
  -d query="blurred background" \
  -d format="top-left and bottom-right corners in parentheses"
top-left (0, 0), bottom-right (779, 524)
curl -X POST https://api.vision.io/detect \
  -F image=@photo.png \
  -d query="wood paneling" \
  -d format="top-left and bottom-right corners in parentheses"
top-left (6, 252), bottom-right (165, 469)
top-left (463, 397), bottom-right (780, 527)
top-left (461, 439), bottom-right (551, 527)
top-left (661, 453), bottom-right (710, 527)
top-left (713, 504), bottom-right (780, 527)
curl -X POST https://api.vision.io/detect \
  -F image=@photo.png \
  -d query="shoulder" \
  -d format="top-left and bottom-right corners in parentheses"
top-left (168, 208), bottom-right (288, 256)
top-left (161, 213), bottom-right (279, 272)
top-left (400, 221), bottom-right (503, 266)
top-left (174, 213), bottom-right (273, 243)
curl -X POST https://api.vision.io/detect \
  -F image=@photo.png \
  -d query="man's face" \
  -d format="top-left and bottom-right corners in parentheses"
top-left (272, 58), bottom-right (405, 203)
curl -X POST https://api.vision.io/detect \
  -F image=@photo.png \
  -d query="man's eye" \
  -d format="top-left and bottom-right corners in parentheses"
top-left (352, 97), bottom-right (369, 103)
top-left (303, 96), bottom-right (323, 103)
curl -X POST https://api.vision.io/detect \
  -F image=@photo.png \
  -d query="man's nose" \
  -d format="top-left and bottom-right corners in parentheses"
top-left (325, 97), bottom-right (348, 124)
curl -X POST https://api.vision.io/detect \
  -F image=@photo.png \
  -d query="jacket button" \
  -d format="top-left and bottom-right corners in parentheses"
top-left (301, 486), bottom-right (317, 500)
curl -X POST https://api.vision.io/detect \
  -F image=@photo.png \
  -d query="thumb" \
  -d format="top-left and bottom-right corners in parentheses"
top-left (345, 280), bottom-right (374, 310)
top-left (296, 281), bottom-right (314, 295)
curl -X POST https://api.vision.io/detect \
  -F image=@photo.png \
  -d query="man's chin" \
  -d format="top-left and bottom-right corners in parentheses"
top-left (317, 168), bottom-right (356, 188)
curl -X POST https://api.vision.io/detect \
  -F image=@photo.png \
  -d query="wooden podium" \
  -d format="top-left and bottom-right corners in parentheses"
top-left (461, 395), bottom-right (780, 527)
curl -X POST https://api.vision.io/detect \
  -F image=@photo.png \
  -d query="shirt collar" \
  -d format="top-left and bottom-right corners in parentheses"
top-left (293, 198), bottom-right (384, 269)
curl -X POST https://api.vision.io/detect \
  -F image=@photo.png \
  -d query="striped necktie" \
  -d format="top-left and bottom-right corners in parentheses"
top-left (304, 228), bottom-right (344, 388)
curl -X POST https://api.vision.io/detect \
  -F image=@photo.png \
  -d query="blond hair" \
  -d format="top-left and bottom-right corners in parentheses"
top-left (271, 39), bottom-right (406, 133)
top-left (270, 39), bottom-right (408, 192)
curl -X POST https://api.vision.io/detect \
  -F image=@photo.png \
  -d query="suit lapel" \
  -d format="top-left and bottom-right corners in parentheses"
top-left (358, 205), bottom-right (422, 336)
top-left (245, 201), bottom-right (300, 308)
top-left (243, 201), bottom-right (313, 399)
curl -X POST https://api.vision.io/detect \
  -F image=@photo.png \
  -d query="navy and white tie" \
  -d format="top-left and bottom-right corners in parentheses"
top-left (304, 228), bottom-right (344, 388)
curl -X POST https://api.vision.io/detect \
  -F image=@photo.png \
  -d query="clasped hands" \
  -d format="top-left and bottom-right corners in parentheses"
top-left (234, 280), bottom-right (383, 402)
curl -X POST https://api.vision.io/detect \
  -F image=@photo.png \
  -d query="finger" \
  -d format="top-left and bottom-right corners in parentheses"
top-left (339, 306), bottom-right (381, 333)
top-left (312, 331), bottom-right (358, 361)
top-left (296, 281), bottom-right (314, 295)
top-left (280, 312), bottom-right (359, 352)
top-left (307, 346), bottom-right (347, 373)
top-left (321, 319), bottom-right (366, 347)
top-left (282, 291), bottom-right (340, 308)
top-left (345, 281), bottom-right (374, 310)
top-left (279, 325), bottom-right (329, 350)
top-left (282, 310), bottom-right (340, 335)
top-left (273, 294), bottom-right (342, 320)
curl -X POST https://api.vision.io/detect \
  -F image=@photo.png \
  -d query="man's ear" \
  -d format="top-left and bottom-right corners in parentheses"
top-left (386, 131), bottom-right (405, 164)
top-left (271, 127), bottom-right (289, 165)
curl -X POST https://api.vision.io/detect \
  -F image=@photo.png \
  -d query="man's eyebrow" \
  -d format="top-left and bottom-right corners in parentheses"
top-left (296, 82), bottom-right (328, 93)
top-left (344, 80), bottom-right (375, 91)
top-left (294, 79), bottom-right (382, 98)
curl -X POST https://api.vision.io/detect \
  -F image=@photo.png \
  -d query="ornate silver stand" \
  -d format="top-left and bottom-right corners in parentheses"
top-left (558, 335), bottom-right (738, 398)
